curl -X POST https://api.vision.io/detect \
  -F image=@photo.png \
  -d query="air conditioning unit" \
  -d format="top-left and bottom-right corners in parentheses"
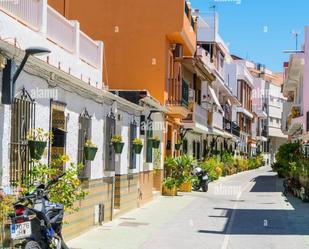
top-left (173, 44), bottom-right (183, 59)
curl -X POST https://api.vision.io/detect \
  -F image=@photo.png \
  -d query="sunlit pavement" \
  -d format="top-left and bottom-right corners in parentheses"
top-left (68, 166), bottom-right (309, 249)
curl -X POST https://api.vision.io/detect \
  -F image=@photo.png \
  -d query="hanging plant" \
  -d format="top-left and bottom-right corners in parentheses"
top-left (175, 140), bottom-right (182, 151)
top-left (111, 135), bottom-right (124, 154)
top-left (84, 140), bottom-right (98, 161)
top-left (27, 128), bottom-right (52, 160)
top-left (132, 138), bottom-right (143, 154)
top-left (152, 136), bottom-right (161, 149)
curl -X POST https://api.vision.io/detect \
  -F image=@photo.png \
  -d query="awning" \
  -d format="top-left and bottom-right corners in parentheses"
top-left (208, 86), bottom-right (223, 112)
top-left (237, 107), bottom-right (254, 119)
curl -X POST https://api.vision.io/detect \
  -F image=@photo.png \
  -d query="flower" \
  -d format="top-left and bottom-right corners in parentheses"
top-left (61, 155), bottom-right (70, 162)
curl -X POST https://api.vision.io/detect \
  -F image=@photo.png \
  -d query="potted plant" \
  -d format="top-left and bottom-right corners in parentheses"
top-left (179, 175), bottom-right (193, 192)
top-left (27, 128), bottom-right (52, 160)
top-left (132, 138), bottom-right (143, 154)
top-left (111, 135), bottom-right (124, 154)
top-left (152, 136), bottom-right (160, 149)
top-left (162, 177), bottom-right (177, 196)
top-left (84, 140), bottom-right (98, 161)
top-left (175, 140), bottom-right (182, 151)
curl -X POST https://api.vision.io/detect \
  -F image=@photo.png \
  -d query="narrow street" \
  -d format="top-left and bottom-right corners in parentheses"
top-left (68, 167), bottom-right (309, 249)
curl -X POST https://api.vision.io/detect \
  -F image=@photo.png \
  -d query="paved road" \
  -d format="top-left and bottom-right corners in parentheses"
top-left (68, 166), bottom-right (309, 249)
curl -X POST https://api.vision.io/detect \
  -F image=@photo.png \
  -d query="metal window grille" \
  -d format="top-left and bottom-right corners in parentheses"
top-left (105, 115), bottom-right (115, 171)
top-left (10, 88), bottom-right (35, 184)
top-left (129, 123), bottom-right (137, 169)
top-left (78, 109), bottom-right (92, 178)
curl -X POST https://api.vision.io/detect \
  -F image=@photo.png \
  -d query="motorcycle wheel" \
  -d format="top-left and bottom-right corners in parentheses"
top-left (24, 241), bottom-right (42, 249)
top-left (202, 184), bottom-right (209, 192)
top-left (192, 183), bottom-right (200, 191)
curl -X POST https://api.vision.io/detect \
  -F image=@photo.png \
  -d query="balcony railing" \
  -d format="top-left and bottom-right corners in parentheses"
top-left (261, 129), bottom-right (268, 137)
top-left (47, 6), bottom-right (75, 53)
top-left (0, 0), bottom-right (41, 31)
top-left (0, 0), bottom-right (102, 69)
top-left (212, 111), bottom-right (223, 130)
top-left (223, 117), bottom-right (232, 133)
top-left (80, 31), bottom-right (101, 68)
top-left (223, 117), bottom-right (241, 137)
top-left (231, 122), bottom-right (241, 137)
top-left (184, 103), bottom-right (208, 126)
top-left (166, 79), bottom-right (189, 108)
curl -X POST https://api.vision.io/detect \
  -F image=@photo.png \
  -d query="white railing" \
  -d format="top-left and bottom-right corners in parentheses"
top-left (197, 47), bottom-right (215, 71)
top-left (46, 6), bottom-right (75, 53)
top-left (0, 0), bottom-right (41, 31)
top-left (212, 111), bottom-right (223, 130)
top-left (193, 103), bottom-right (208, 126)
top-left (0, 0), bottom-right (104, 73)
top-left (80, 31), bottom-right (100, 68)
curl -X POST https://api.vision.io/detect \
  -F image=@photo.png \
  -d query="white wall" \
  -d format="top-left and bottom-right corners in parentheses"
top-left (0, 69), bottom-right (143, 186)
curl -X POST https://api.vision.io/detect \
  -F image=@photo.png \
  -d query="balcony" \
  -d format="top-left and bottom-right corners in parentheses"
top-left (0, 0), bottom-right (103, 85)
top-left (166, 79), bottom-right (190, 118)
top-left (210, 111), bottom-right (223, 130)
top-left (223, 117), bottom-right (240, 137)
top-left (183, 102), bottom-right (208, 132)
top-left (167, 1), bottom-right (196, 56)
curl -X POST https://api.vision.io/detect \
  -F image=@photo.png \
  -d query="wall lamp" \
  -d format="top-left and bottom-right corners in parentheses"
top-left (2, 47), bottom-right (51, 104)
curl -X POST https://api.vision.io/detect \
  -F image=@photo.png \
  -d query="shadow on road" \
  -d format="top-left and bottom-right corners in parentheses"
top-left (249, 175), bottom-right (279, 192)
top-left (198, 174), bottom-right (309, 236)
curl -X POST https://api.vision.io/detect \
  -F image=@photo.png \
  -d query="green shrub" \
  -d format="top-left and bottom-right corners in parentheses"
top-left (200, 156), bottom-right (223, 181)
top-left (273, 142), bottom-right (301, 178)
top-left (234, 157), bottom-right (248, 172)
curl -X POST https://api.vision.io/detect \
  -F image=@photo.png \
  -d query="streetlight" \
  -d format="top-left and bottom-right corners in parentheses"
top-left (2, 47), bottom-right (51, 104)
top-left (12, 47), bottom-right (51, 84)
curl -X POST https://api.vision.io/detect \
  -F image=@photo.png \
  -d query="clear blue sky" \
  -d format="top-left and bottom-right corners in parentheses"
top-left (190, 0), bottom-right (309, 72)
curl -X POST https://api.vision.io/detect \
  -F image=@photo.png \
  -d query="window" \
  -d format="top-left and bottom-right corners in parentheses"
top-left (77, 109), bottom-right (92, 178)
top-left (105, 115), bottom-right (116, 171)
top-left (183, 139), bottom-right (188, 154)
top-left (129, 123), bottom-right (137, 169)
top-left (196, 142), bottom-right (201, 160)
top-left (146, 127), bottom-right (153, 163)
top-left (10, 88), bottom-right (35, 184)
top-left (192, 141), bottom-right (196, 158)
top-left (50, 101), bottom-right (67, 170)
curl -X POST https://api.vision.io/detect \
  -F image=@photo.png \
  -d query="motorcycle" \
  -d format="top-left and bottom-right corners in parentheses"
top-left (10, 173), bottom-right (69, 249)
top-left (192, 166), bottom-right (210, 192)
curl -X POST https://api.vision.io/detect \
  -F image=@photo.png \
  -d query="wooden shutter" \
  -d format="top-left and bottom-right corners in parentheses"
top-left (105, 116), bottom-right (115, 171)
top-left (129, 123), bottom-right (137, 169)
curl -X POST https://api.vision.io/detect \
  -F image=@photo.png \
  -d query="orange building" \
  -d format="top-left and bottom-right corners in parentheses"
top-left (49, 0), bottom-right (197, 204)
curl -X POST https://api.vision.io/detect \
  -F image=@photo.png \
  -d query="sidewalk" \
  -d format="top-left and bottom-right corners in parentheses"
top-left (67, 192), bottom-right (198, 249)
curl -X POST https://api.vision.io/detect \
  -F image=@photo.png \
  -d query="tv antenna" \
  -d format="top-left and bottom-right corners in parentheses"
top-left (291, 30), bottom-right (301, 51)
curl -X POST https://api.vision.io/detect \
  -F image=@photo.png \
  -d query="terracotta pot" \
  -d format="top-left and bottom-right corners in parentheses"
top-left (162, 185), bottom-right (177, 196)
top-left (179, 182), bottom-right (192, 192)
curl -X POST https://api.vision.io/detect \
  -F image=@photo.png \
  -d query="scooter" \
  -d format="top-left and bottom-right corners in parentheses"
top-left (192, 167), bottom-right (210, 192)
top-left (10, 173), bottom-right (69, 249)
